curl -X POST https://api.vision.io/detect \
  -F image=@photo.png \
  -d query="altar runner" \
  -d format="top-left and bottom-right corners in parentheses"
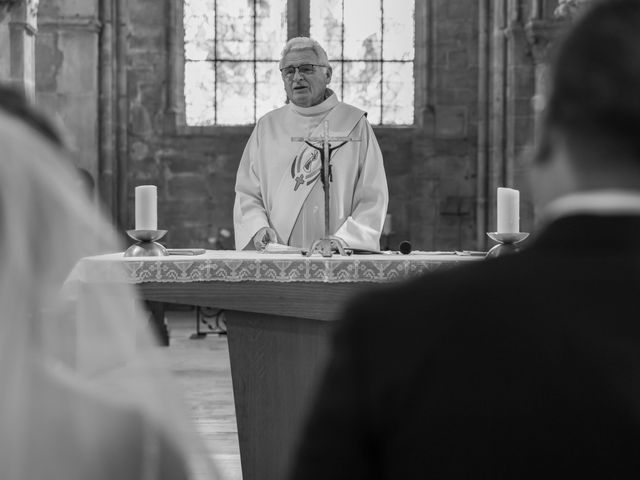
top-left (233, 37), bottom-right (388, 252)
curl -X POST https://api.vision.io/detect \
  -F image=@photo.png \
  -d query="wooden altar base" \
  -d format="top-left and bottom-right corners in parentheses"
top-left (107, 253), bottom-right (481, 480)
top-left (226, 312), bottom-right (332, 480)
top-left (140, 280), bottom-right (369, 480)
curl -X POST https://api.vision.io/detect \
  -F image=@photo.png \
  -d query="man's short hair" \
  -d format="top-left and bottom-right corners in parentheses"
top-left (541, 0), bottom-right (640, 162)
top-left (279, 37), bottom-right (330, 68)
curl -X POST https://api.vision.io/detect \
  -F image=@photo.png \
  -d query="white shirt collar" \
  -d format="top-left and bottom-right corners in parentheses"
top-left (540, 189), bottom-right (640, 225)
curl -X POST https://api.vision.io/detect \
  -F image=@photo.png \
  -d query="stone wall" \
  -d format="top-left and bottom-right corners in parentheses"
top-left (35, 0), bottom-right (100, 185)
top-left (0, 14), bottom-right (14, 85)
top-left (31, 0), bottom-right (569, 251)
top-left (124, 0), bottom-right (490, 251)
top-left (1, 1), bottom-right (39, 97)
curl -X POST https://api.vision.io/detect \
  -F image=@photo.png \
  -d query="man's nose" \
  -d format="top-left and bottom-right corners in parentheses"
top-left (293, 68), bottom-right (303, 81)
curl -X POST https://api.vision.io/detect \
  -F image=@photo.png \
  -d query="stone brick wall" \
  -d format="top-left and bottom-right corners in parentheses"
top-left (35, 0), bottom-right (100, 179)
top-left (122, 0), bottom-right (492, 251)
top-left (418, 0), bottom-right (479, 250)
top-left (0, 16), bottom-right (14, 83)
top-left (29, 0), bottom-right (571, 252)
top-left (26, 0), bottom-right (566, 253)
top-left (1, 1), bottom-right (40, 98)
top-left (28, 0), bottom-right (573, 252)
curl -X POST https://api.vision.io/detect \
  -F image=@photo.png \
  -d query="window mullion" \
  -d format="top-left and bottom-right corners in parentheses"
top-left (340, 0), bottom-right (344, 101)
top-left (253, 0), bottom-right (257, 123)
top-left (300, 0), bottom-right (310, 37)
top-left (380, 0), bottom-right (384, 125)
top-left (288, 0), bottom-right (310, 38)
top-left (214, 0), bottom-right (218, 125)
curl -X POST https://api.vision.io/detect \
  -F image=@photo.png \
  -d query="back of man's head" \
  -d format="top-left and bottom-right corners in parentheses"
top-left (0, 84), bottom-right (64, 148)
top-left (543, 0), bottom-right (640, 165)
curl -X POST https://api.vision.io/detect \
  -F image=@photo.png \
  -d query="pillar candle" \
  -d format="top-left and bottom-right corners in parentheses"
top-left (497, 187), bottom-right (519, 233)
top-left (135, 185), bottom-right (157, 230)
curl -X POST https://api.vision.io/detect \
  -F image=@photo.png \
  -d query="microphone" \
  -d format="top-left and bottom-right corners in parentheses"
top-left (399, 241), bottom-right (412, 255)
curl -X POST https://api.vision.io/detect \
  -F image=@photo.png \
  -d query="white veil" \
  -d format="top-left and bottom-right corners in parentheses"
top-left (0, 108), bottom-right (220, 479)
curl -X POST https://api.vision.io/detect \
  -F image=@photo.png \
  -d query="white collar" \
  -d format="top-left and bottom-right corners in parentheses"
top-left (540, 189), bottom-right (640, 225)
top-left (288, 90), bottom-right (338, 116)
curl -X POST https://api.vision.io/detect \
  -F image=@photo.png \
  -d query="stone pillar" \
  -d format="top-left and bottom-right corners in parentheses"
top-left (477, 0), bottom-right (543, 240)
top-left (35, 0), bottom-right (101, 182)
top-left (0, 0), bottom-right (39, 98)
top-left (524, 3), bottom-right (571, 220)
top-left (525, 18), bottom-right (567, 142)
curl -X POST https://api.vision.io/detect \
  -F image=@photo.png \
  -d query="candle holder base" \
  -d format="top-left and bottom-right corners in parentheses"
top-left (305, 236), bottom-right (350, 258)
top-left (486, 232), bottom-right (529, 259)
top-left (124, 230), bottom-right (169, 257)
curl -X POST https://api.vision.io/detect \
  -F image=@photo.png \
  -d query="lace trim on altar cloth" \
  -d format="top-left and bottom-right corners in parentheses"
top-left (68, 253), bottom-right (479, 285)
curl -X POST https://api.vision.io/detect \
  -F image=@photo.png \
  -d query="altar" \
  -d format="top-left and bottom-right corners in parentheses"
top-left (70, 250), bottom-right (482, 480)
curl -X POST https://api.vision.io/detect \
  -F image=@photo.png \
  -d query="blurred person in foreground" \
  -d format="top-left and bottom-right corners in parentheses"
top-left (233, 36), bottom-right (388, 252)
top-left (0, 85), bottom-right (220, 480)
top-left (288, 1), bottom-right (640, 478)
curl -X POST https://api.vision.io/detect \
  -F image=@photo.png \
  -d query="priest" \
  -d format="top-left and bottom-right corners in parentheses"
top-left (233, 37), bottom-right (388, 251)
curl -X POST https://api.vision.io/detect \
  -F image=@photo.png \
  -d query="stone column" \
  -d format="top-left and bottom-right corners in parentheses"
top-left (524, 4), bottom-right (571, 221)
top-left (0, 0), bottom-right (39, 98)
top-left (36, 0), bottom-right (101, 185)
top-left (525, 18), bottom-right (567, 142)
top-left (525, 0), bottom-right (592, 141)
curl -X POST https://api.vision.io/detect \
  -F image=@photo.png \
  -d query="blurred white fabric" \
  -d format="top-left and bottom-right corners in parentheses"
top-left (0, 107), bottom-right (220, 480)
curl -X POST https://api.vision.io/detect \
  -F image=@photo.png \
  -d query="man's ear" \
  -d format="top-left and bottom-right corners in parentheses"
top-left (325, 66), bottom-right (333, 84)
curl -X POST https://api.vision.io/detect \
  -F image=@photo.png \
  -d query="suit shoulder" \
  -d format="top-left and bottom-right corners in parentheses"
top-left (403, 252), bottom-right (536, 295)
top-left (343, 253), bottom-right (533, 324)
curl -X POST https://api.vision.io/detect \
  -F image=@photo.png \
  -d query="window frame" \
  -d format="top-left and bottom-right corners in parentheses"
top-left (168, 0), bottom-right (428, 135)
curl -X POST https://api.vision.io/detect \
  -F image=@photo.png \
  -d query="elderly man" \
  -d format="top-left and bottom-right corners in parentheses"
top-left (233, 37), bottom-right (388, 251)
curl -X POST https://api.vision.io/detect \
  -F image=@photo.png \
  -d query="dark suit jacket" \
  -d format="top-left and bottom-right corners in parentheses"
top-left (288, 215), bottom-right (640, 479)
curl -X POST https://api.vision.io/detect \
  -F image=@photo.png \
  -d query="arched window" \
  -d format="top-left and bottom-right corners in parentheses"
top-left (179, 0), bottom-right (417, 128)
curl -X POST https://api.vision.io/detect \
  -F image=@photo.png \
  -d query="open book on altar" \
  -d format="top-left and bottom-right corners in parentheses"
top-left (262, 242), bottom-right (382, 255)
top-left (263, 242), bottom-right (304, 254)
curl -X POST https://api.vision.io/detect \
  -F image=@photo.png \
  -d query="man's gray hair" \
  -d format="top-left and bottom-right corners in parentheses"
top-left (280, 37), bottom-right (330, 68)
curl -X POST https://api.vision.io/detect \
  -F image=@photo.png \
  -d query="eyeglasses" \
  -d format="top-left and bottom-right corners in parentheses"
top-left (280, 64), bottom-right (326, 78)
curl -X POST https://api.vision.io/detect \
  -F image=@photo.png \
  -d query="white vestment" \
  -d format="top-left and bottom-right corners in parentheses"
top-left (0, 109), bottom-right (219, 480)
top-left (233, 93), bottom-right (388, 251)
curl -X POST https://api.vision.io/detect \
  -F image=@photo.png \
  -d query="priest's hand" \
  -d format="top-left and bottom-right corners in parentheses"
top-left (252, 227), bottom-right (277, 250)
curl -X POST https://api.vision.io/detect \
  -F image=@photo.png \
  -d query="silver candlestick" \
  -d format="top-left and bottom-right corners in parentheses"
top-left (486, 232), bottom-right (529, 258)
top-left (124, 230), bottom-right (169, 257)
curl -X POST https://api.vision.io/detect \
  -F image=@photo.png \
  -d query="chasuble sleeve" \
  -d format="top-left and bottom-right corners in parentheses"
top-left (334, 119), bottom-right (389, 251)
top-left (233, 124), bottom-right (271, 250)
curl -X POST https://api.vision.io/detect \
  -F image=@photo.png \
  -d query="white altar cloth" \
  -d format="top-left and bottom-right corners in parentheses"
top-left (69, 250), bottom-right (482, 285)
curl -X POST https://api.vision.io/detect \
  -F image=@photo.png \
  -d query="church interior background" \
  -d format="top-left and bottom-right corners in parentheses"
top-left (0, 0), bottom-right (579, 253)
top-left (0, 1), bottom-right (590, 478)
